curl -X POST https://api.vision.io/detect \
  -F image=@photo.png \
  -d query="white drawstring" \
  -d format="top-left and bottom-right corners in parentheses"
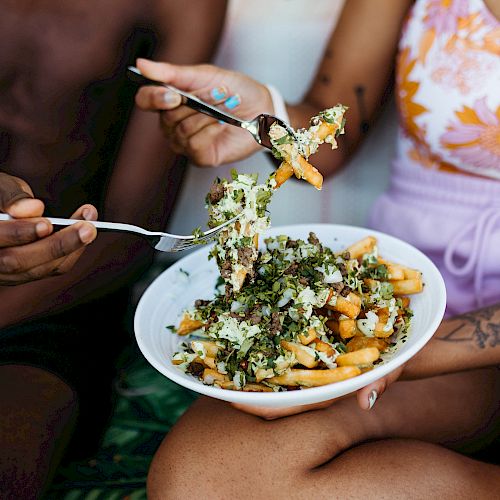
top-left (444, 207), bottom-right (500, 307)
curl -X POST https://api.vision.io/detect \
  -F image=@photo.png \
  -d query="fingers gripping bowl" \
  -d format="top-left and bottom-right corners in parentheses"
top-left (134, 224), bottom-right (446, 408)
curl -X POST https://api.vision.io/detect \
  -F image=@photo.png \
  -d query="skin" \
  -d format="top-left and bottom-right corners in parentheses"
top-left (148, 368), bottom-right (500, 500)
top-left (146, 305), bottom-right (500, 499)
top-left (134, 0), bottom-right (500, 496)
top-left (0, 0), bottom-right (227, 497)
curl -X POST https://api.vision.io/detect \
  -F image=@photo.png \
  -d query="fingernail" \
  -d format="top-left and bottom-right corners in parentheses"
top-left (78, 224), bottom-right (95, 244)
top-left (224, 94), bottom-right (241, 109)
top-left (368, 390), bottom-right (378, 410)
top-left (35, 222), bottom-right (50, 238)
top-left (82, 208), bottom-right (92, 220)
top-left (163, 90), bottom-right (178, 105)
top-left (211, 87), bottom-right (227, 100)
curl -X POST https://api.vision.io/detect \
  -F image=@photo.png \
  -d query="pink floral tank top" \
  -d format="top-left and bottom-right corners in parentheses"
top-left (395, 0), bottom-right (500, 179)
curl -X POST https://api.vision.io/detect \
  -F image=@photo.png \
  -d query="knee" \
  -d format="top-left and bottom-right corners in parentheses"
top-left (146, 398), bottom-right (282, 499)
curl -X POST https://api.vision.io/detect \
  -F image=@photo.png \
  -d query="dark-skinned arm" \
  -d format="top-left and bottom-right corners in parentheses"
top-left (0, 0), bottom-right (227, 328)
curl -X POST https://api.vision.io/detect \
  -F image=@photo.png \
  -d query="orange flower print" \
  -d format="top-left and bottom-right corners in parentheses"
top-left (424, 0), bottom-right (469, 34)
top-left (441, 98), bottom-right (500, 171)
top-left (397, 47), bottom-right (428, 145)
top-left (418, 0), bottom-right (469, 62)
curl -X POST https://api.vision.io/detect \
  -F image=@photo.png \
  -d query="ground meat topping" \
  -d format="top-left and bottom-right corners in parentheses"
top-left (338, 263), bottom-right (347, 276)
top-left (308, 232), bottom-right (320, 245)
top-left (208, 182), bottom-right (225, 204)
top-left (237, 246), bottom-right (256, 269)
top-left (270, 312), bottom-right (282, 334)
top-left (194, 299), bottom-right (210, 307)
top-left (220, 260), bottom-right (232, 279)
top-left (283, 262), bottom-right (299, 275)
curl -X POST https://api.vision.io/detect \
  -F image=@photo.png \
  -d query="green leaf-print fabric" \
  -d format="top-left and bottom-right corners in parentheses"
top-left (46, 349), bottom-right (197, 499)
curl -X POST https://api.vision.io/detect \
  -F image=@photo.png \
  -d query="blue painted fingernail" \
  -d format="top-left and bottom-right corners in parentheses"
top-left (211, 87), bottom-right (227, 100)
top-left (218, 120), bottom-right (225, 124)
top-left (224, 95), bottom-right (241, 109)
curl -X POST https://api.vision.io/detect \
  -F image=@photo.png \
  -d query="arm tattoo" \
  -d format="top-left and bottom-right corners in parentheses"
top-left (354, 85), bottom-right (369, 134)
top-left (436, 303), bottom-right (500, 349)
top-left (320, 74), bottom-right (331, 85)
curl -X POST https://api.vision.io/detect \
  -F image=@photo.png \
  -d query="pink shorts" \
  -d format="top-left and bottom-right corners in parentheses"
top-left (368, 161), bottom-right (500, 317)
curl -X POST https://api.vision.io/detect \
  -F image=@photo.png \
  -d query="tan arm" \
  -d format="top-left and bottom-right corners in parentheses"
top-left (287, 0), bottom-right (413, 177)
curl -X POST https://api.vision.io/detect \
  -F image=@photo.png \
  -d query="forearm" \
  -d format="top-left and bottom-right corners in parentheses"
top-left (286, 0), bottom-right (412, 177)
top-left (0, 233), bottom-right (152, 327)
top-left (403, 303), bottom-right (500, 380)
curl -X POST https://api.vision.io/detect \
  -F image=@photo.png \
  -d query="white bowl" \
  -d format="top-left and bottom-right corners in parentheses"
top-left (134, 224), bottom-right (446, 408)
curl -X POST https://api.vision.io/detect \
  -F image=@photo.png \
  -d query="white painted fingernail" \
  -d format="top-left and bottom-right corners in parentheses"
top-left (368, 390), bottom-right (378, 410)
top-left (163, 91), bottom-right (178, 105)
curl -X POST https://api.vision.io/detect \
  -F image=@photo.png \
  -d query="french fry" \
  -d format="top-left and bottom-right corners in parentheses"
top-left (242, 383), bottom-right (274, 392)
top-left (234, 268), bottom-right (248, 291)
top-left (177, 313), bottom-right (204, 336)
top-left (327, 293), bottom-right (362, 319)
top-left (268, 366), bottom-right (361, 387)
top-left (363, 278), bottom-right (379, 291)
top-left (343, 236), bottom-right (377, 259)
top-left (379, 258), bottom-right (422, 281)
top-left (339, 317), bottom-right (357, 339)
top-left (325, 318), bottom-right (339, 334)
top-left (281, 340), bottom-right (318, 368)
top-left (279, 143), bottom-right (323, 190)
top-left (219, 381), bottom-right (274, 392)
top-left (335, 347), bottom-right (380, 367)
top-left (373, 308), bottom-right (394, 338)
top-left (274, 162), bottom-right (294, 187)
top-left (202, 368), bottom-right (228, 385)
top-left (385, 264), bottom-right (405, 281)
top-left (255, 368), bottom-right (276, 382)
top-left (194, 356), bottom-right (216, 369)
top-left (311, 339), bottom-right (335, 358)
top-left (298, 327), bottom-right (317, 345)
top-left (346, 336), bottom-right (388, 353)
top-left (391, 278), bottom-right (423, 295)
top-left (403, 268), bottom-right (421, 280)
top-left (399, 296), bottom-right (411, 308)
top-left (374, 327), bottom-right (394, 338)
top-left (190, 340), bottom-right (220, 358)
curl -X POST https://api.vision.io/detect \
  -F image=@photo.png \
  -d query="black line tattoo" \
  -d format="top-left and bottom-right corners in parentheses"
top-left (436, 303), bottom-right (500, 349)
top-left (320, 74), bottom-right (331, 85)
top-left (354, 85), bottom-right (370, 134)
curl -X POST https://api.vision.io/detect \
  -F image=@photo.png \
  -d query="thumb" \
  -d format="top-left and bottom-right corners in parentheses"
top-left (0, 173), bottom-right (44, 218)
top-left (356, 366), bottom-right (404, 410)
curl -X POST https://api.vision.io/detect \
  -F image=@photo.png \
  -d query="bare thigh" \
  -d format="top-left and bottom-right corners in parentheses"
top-left (147, 368), bottom-right (500, 499)
top-left (0, 364), bottom-right (77, 499)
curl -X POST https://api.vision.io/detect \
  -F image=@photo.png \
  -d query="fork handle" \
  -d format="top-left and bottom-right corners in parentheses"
top-left (127, 66), bottom-right (245, 128)
top-left (0, 214), bottom-right (155, 237)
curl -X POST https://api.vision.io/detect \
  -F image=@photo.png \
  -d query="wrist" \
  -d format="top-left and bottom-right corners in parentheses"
top-left (264, 84), bottom-right (290, 124)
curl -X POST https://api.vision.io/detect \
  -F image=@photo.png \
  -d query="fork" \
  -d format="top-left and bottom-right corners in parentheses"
top-left (127, 66), bottom-right (297, 149)
top-left (0, 213), bottom-right (240, 252)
